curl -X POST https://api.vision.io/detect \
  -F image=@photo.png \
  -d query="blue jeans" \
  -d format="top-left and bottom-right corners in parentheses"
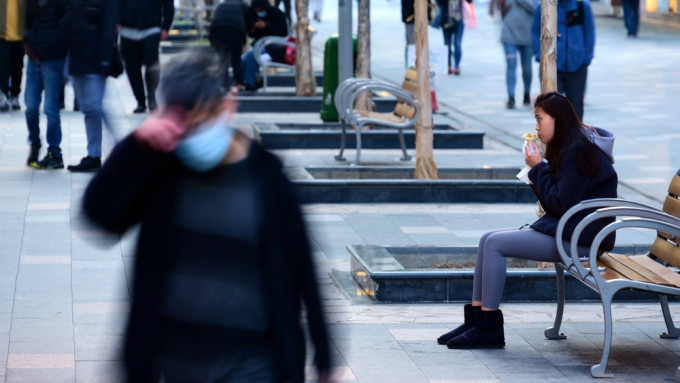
top-left (71, 74), bottom-right (108, 158)
top-left (442, 20), bottom-right (465, 68)
top-left (25, 57), bottom-right (65, 156)
top-left (241, 48), bottom-right (259, 87)
top-left (503, 43), bottom-right (533, 100)
top-left (621, 0), bottom-right (640, 36)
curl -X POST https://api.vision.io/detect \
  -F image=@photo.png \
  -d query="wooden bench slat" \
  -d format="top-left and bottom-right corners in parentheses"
top-left (668, 174), bottom-right (680, 197)
top-left (651, 237), bottom-right (680, 268)
top-left (599, 252), bottom-right (680, 287)
top-left (663, 194), bottom-right (680, 220)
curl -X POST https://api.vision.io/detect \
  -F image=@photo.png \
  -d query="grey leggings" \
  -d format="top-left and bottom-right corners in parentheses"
top-left (472, 227), bottom-right (590, 309)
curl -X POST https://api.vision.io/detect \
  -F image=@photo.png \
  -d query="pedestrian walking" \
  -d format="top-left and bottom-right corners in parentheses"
top-left (67, 0), bottom-right (119, 172)
top-left (437, 92), bottom-right (617, 349)
top-left (24, 0), bottom-right (69, 169)
top-left (437, 0), bottom-right (472, 75)
top-left (82, 50), bottom-right (332, 383)
top-left (209, 0), bottom-right (248, 91)
top-left (532, 0), bottom-right (595, 121)
top-left (119, 0), bottom-right (174, 114)
top-left (0, 0), bottom-right (26, 112)
top-left (621, 0), bottom-right (640, 37)
top-left (492, 0), bottom-right (538, 109)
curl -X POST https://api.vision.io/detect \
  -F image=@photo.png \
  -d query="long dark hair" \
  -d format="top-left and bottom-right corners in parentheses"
top-left (534, 92), bottom-right (599, 178)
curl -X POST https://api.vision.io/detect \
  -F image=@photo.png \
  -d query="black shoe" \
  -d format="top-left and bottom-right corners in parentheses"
top-left (30, 151), bottom-right (64, 170)
top-left (523, 93), bottom-right (531, 106)
top-left (506, 97), bottom-right (515, 109)
top-left (73, 98), bottom-right (80, 112)
top-left (244, 84), bottom-right (258, 92)
top-left (133, 104), bottom-right (146, 114)
top-left (446, 309), bottom-right (505, 349)
top-left (9, 96), bottom-right (20, 110)
top-left (148, 100), bottom-right (157, 112)
top-left (67, 156), bottom-right (101, 172)
top-left (27, 143), bottom-right (41, 165)
top-left (437, 304), bottom-right (480, 345)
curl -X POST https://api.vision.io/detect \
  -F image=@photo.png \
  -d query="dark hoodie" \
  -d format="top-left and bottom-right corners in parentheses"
top-left (24, 0), bottom-right (69, 61)
top-left (245, 0), bottom-right (287, 42)
top-left (211, 0), bottom-right (248, 34)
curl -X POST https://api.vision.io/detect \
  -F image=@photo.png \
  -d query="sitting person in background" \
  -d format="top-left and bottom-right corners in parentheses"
top-left (241, 0), bottom-right (288, 91)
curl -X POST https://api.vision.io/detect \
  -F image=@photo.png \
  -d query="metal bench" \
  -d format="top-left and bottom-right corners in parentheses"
top-left (546, 169), bottom-right (680, 378)
top-left (252, 36), bottom-right (296, 91)
top-left (334, 72), bottom-right (419, 164)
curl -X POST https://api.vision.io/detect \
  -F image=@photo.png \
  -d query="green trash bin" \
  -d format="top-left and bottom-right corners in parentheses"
top-left (320, 34), bottom-right (357, 122)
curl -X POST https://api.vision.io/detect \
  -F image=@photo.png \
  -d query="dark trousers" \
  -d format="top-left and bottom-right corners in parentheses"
top-left (210, 26), bottom-right (245, 87)
top-left (120, 34), bottom-right (161, 108)
top-left (557, 64), bottom-right (588, 122)
top-left (0, 39), bottom-right (25, 97)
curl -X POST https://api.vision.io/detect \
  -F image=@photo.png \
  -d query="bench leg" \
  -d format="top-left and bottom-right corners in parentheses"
top-left (262, 66), bottom-right (269, 91)
top-left (335, 120), bottom-right (347, 161)
top-left (354, 124), bottom-right (363, 165)
top-left (397, 128), bottom-right (411, 161)
top-left (545, 265), bottom-right (567, 340)
top-left (591, 292), bottom-right (615, 378)
top-left (660, 295), bottom-right (680, 339)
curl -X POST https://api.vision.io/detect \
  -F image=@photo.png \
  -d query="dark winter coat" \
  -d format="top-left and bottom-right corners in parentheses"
top-left (529, 131), bottom-right (618, 250)
top-left (67, 0), bottom-right (118, 76)
top-left (245, 0), bottom-right (288, 42)
top-left (118, 0), bottom-right (174, 31)
top-left (83, 135), bottom-right (332, 383)
top-left (210, 0), bottom-right (248, 35)
top-left (24, 0), bottom-right (70, 61)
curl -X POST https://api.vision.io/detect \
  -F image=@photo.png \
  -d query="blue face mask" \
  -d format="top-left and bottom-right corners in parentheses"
top-left (174, 114), bottom-right (234, 173)
top-left (256, 11), bottom-right (267, 18)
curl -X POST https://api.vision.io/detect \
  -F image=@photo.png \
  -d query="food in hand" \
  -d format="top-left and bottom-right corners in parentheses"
top-left (522, 132), bottom-right (538, 142)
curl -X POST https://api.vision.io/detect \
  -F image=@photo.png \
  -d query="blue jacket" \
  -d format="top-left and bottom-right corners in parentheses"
top-left (528, 128), bottom-right (618, 250)
top-left (531, 0), bottom-right (595, 73)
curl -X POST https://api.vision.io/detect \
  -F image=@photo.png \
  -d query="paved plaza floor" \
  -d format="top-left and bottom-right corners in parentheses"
top-left (1, 1), bottom-right (680, 382)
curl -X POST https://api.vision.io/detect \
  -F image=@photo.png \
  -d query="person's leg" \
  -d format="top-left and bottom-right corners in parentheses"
top-left (71, 74), bottom-right (106, 158)
top-left (503, 43), bottom-right (518, 107)
top-left (621, 0), bottom-right (633, 35)
top-left (24, 58), bottom-right (43, 151)
top-left (518, 44), bottom-right (533, 105)
top-left (141, 34), bottom-right (161, 110)
top-left (42, 59), bottom-right (66, 158)
top-left (442, 29), bottom-right (453, 71)
top-left (241, 49), bottom-right (259, 89)
top-left (404, 22), bottom-right (415, 69)
top-left (556, 70), bottom-right (566, 95)
top-left (10, 41), bottom-right (25, 108)
top-left (227, 31), bottom-right (246, 88)
top-left (562, 64), bottom-right (588, 121)
top-left (120, 37), bottom-right (146, 111)
top-left (0, 39), bottom-right (11, 109)
top-left (631, 0), bottom-right (640, 35)
top-left (452, 21), bottom-right (465, 71)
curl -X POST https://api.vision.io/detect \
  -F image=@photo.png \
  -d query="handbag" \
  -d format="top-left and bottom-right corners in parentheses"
top-left (109, 42), bottom-right (124, 78)
top-left (462, 1), bottom-right (477, 29)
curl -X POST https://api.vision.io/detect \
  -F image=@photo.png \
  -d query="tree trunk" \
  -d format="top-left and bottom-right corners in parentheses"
top-left (295, 0), bottom-right (316, 96)
top-left (355, 0), bottom-right (372, 111)
top-left (540, 0), bottom-right (558, 92)
top-left (414, 0), bottom-right (438, 180)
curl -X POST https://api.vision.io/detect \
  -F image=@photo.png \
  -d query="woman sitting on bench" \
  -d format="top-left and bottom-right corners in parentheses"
top-left (437, 92), bottom-right (618, 349)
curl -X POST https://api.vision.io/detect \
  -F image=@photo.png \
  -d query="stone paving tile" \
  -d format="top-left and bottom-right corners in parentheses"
top-left (7, 354), bottom-right (75, 369)
top-left (4, 368), bottom-right (75, 383)
top-left (74, 361), bottom-right (125, 383)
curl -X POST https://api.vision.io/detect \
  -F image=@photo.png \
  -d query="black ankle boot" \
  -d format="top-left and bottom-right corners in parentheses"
top-left (523, 93), bottom-right (531, 106)
top-left (446, 309), bottom-right (505, 349)
top-left (437, 304), bottom-right (480, 345)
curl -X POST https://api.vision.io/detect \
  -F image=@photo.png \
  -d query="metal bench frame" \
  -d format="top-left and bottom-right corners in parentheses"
top-left (252, 36), bottom-right (296, 91)
top-left (547, 171), bottom-right (680, 378)
top-left (334, 77), bottom-right (417, 165)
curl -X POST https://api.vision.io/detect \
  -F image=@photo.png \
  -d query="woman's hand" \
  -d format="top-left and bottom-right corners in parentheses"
top-left (134, 106), bottom-right (189, 152)
top-left (524, 141), bottom-right (543, 168)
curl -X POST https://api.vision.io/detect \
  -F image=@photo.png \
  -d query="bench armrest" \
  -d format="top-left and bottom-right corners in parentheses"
top-left (556, 198), bottom-right (677, 279)
top-left (348, 82), bottom-right (417, 124)
top-left (335, 78), bottom-right (376, 121)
